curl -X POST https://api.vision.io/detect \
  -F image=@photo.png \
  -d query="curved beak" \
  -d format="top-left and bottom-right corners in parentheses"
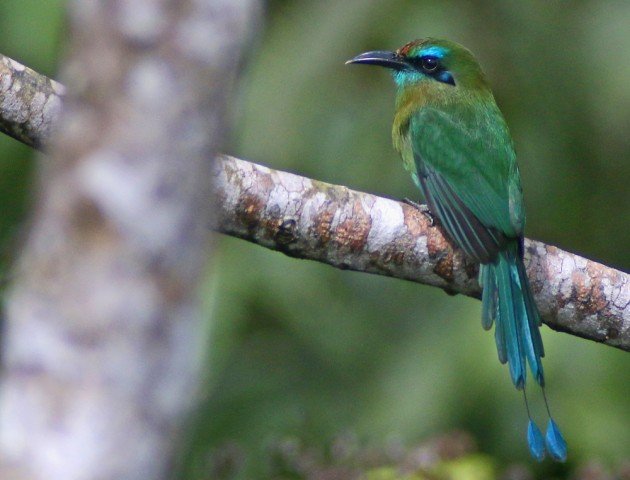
top-left (345, 50), bottom-right (408, 70)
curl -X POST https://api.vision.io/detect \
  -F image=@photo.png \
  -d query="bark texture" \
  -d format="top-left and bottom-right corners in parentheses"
top-left (0, 55), bottom-right (65, 148)
top-left (213, 155), bottom-right (630, 351)
top-left (0, 1), bottom-right (259, 480)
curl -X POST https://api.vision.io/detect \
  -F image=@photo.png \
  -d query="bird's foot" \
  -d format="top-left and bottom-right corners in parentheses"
top-left (403, 198), bottom-right (435, 226)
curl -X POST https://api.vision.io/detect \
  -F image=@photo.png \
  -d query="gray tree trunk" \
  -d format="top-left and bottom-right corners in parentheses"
top-left (0, 1), bottom-right (260, 479)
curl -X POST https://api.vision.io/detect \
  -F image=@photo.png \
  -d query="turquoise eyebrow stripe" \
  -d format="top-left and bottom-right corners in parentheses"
top-left (421, 46), bottom-right (448, 58)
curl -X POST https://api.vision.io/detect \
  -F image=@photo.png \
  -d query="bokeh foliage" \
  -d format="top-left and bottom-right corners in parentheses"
top-left (0, 1), bottom-right (628, 479)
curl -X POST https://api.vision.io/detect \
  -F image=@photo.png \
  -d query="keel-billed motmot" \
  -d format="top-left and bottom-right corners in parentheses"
top-left (347, 38), bottom-right (567, 462)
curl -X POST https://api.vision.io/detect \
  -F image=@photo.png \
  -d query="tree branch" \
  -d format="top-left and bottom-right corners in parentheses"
top-left (212, 155), bottom-right (629, 351)
top-left (0, 53), bottom-right (628, 352)
top-left (0, 54), bottom-right (64, 148)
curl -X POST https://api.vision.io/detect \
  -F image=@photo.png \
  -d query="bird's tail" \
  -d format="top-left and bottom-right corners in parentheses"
top-left (480, 242), bottom-right (567, 462)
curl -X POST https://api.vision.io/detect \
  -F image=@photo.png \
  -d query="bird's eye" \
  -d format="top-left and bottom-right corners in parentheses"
top-left (421, 56), bottom-right (439, 72)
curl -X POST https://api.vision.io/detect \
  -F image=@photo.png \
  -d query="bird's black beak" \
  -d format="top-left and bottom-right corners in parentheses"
top-left (345, 50), bottom-right (408, 70)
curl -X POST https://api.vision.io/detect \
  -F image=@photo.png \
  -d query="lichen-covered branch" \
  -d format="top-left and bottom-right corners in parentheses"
top-left (213, 155), bottom-right (630, 351)
top-left (0, 54), bottom-right (65, 148)
top-left (0, 52), bottom-right (628, 352)
top-left (0, 1), bottom-right (260, 480)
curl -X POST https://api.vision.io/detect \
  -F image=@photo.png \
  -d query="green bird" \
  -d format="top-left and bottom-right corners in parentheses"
top-left (347, 38), bottom-right (567, 462)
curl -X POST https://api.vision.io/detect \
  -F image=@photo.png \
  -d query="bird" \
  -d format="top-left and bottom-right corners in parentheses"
top-left (347, 38), bottom-right (567, 462)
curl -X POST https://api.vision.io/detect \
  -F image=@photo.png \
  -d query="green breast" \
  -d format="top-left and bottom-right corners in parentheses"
top-left (392, 84), bottom-right (525, 238)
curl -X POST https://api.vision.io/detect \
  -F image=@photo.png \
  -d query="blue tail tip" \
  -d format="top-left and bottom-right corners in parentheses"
top-left (545, 419), bottom-right (568, 462)
top-left (527, 420), bottom-right (545, 462)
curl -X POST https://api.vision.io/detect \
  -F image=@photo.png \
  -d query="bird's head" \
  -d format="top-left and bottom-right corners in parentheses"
top-left (347, 38), bottom-right (488, 92)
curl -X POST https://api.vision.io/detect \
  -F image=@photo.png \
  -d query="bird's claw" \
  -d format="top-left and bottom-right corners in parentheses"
top-left (403, 198), bottom-right (435, 226)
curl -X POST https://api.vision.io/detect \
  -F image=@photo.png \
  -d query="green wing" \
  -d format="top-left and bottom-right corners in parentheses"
top-left (409, 106), bottom-right (524, 263)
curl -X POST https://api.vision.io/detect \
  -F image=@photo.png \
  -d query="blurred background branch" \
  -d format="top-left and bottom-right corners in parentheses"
top-left (0, 55), bottom-right (627, 351)
top-left (0, 1), bottom-right (259, 480)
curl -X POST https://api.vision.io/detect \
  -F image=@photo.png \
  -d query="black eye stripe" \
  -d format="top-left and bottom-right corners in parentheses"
top-left (407, 55), bottom-right (455, 86)
top-left (421, 55), bottom-right (439, 71)
top-left (408, 55), bottom-right (441, 72)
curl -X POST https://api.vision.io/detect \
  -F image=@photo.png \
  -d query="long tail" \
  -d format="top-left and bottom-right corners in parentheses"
top-left (480, 241), bottom-right (567, 462)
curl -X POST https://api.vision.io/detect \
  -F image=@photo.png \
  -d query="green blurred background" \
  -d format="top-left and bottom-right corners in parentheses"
top-left (1, 1), bottom-right (628, 478)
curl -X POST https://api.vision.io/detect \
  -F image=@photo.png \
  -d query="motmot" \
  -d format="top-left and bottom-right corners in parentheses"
top-left (347, 38), bottom-right (567, 462)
